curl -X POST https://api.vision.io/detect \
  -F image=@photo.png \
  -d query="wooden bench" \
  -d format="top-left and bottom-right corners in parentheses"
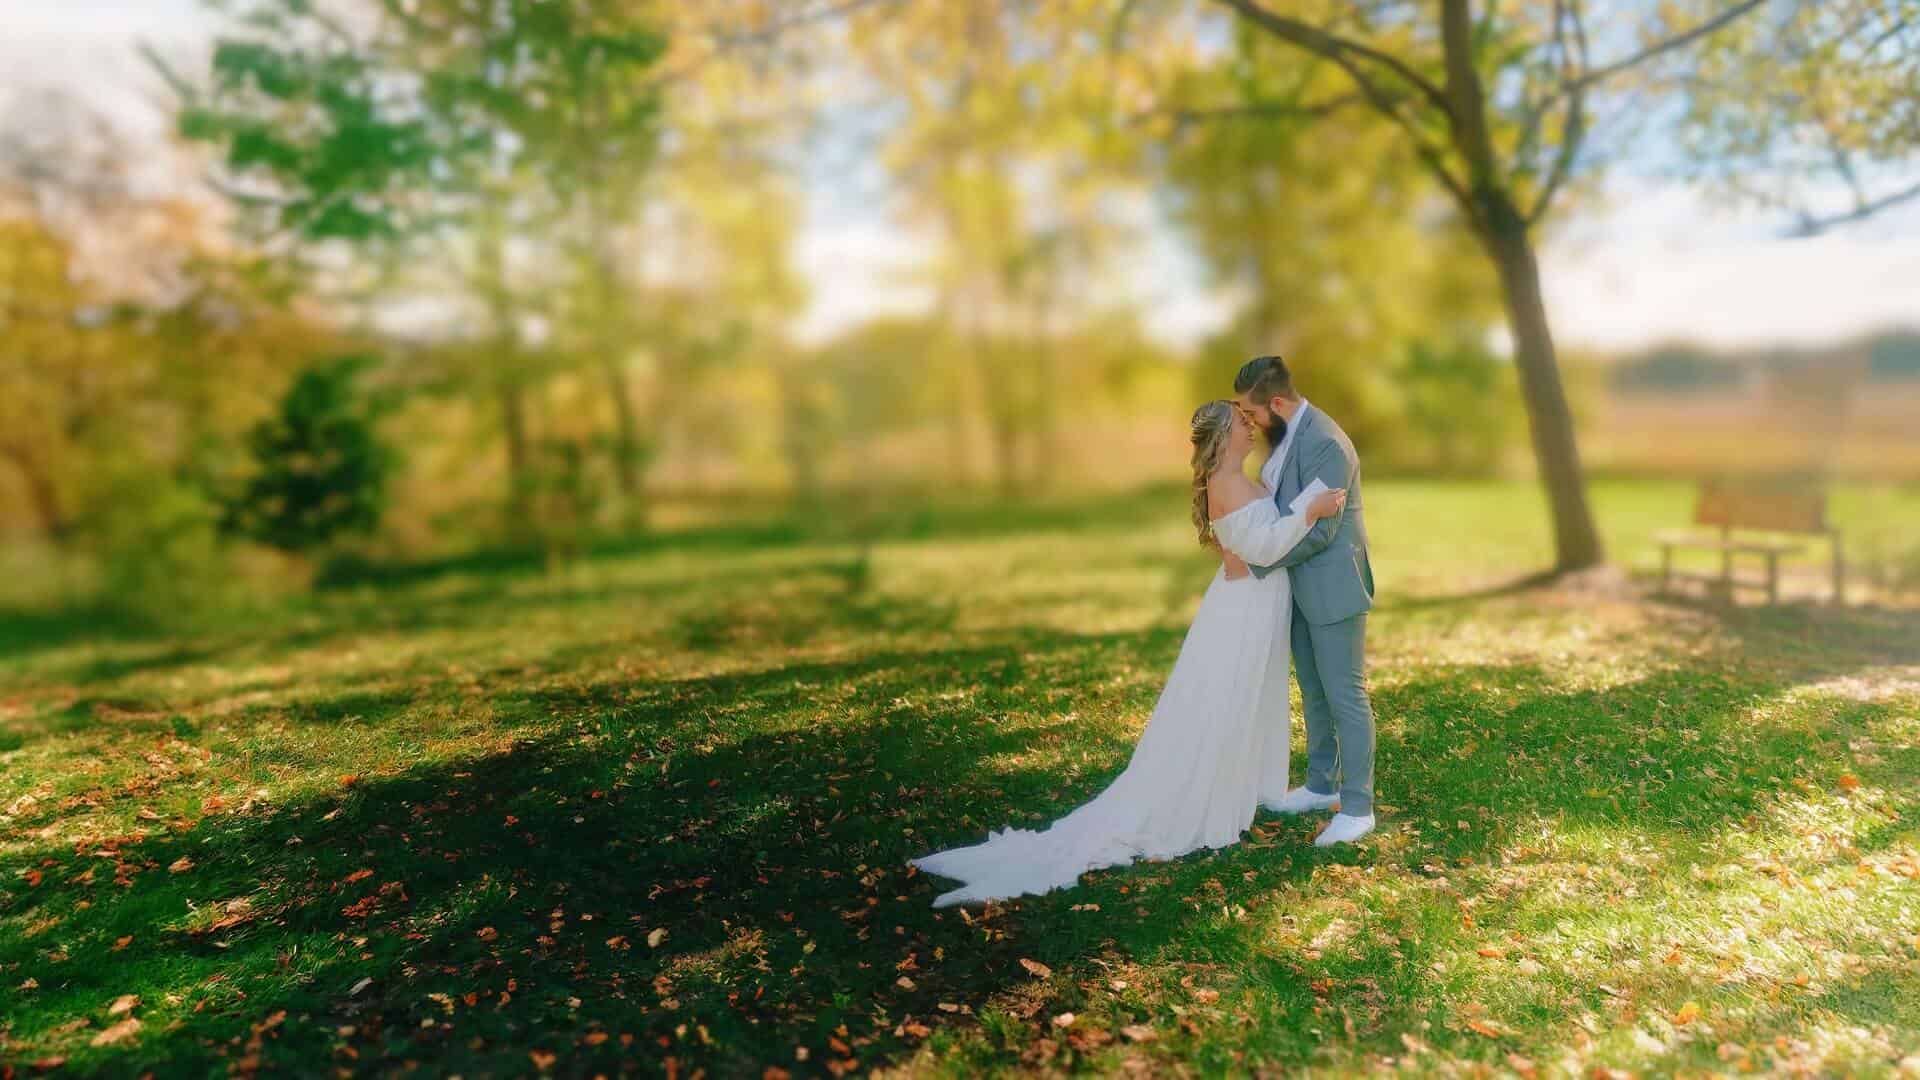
top-left (1655, 478), bottom-right (1844, 605)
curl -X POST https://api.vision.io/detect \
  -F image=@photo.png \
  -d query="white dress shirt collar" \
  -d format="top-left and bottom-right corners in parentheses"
top-left (1262, 398), bottom-right (1312, 487)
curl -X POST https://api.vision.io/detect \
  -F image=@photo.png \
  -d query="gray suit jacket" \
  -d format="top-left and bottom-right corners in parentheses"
top-left (1247, 405), bottom-right (1375, 625)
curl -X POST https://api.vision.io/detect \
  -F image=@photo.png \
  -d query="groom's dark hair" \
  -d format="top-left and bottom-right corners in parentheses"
top-left (1234, 355), bottom-right (1298, 402)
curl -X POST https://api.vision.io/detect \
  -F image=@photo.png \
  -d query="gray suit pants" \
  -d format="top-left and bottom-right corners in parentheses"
top-left (1290, 603), bottom-right (1374, 816)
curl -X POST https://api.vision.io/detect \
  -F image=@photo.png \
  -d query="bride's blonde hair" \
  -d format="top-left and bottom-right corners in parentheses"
top-left (1190, 399), bottom-right (1235, 551)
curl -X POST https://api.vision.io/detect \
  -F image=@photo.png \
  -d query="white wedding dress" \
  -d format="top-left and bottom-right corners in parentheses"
top-left (908, 493), bottom-right (1313, 907)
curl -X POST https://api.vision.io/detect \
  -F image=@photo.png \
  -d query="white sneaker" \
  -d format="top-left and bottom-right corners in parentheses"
top-left (1263, 786), bottom-right (1340, 815)
top-left (1314, 812), bottom-right (1376, 847)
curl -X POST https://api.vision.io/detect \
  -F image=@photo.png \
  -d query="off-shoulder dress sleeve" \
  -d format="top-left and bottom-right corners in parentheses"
top-left (1212, 495), bottom-right (1314, 568)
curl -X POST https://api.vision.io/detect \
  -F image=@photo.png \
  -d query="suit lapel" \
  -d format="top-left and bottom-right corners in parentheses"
top-left (1280, 406), bottom-right (1314, 488)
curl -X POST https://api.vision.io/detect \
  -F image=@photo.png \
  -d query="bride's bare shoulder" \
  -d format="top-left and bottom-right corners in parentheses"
top-left (1207, 471), bottom-right (1263, 519)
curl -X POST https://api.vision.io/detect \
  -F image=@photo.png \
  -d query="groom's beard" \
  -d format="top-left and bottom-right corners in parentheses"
top-left (1259, 412), bottom-right (1286, 451)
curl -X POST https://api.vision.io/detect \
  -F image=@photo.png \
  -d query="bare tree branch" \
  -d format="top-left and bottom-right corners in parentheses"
top-left (1206, 0), bottom-right (1477, 224)
top-left (1527, 0), bottom-right (1589, 224)
top-left (1537, 0), bottom-right (1768, 113)
top-left (705, 0), bottom-right (904, 50)
top-left (1788, 178), bottom-right (1920, 237)
top-left (1134, 93), bottom-right (1368, 132)
top-left (1206, 0), bottom-right (1451, 116)
top-left (1439, 0), bottom-right (1496, 185)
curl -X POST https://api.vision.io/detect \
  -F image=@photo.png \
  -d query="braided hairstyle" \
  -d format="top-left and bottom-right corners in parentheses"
top-left (1189, 399), bottom-right (1235, 551)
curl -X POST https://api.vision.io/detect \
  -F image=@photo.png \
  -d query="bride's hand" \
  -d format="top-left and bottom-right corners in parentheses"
top-left (1306, 488), bottom-right (1347, 522)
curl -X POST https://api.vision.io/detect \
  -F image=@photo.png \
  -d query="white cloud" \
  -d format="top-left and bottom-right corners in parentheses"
top-left (1541, 179), bottom-right (1920, 351)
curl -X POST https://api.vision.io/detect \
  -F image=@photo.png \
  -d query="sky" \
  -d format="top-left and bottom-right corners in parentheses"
top-left (7, 0), bottom-right (1917, 355)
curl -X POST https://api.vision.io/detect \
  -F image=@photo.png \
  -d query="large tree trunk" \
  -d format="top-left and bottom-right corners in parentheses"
top-left (1482, 199), bottom-right (1604, 571)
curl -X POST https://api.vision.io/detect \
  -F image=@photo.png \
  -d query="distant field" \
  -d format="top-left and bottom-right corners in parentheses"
top-left (2, 480), bottom-right (1917, 1075)
top-left (1591, 383), bottom-right (1920, 482)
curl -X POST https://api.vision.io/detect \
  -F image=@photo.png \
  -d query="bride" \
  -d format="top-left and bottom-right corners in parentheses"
top-left (907, 399), bottom-right (1346, 908)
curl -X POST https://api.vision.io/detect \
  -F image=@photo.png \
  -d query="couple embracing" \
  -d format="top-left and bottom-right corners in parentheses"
top-left (909, 356), bottom-right (1377, 909)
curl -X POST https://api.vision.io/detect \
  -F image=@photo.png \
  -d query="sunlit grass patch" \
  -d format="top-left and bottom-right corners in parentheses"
top-left (1, 480), bottom-right (1916, 1074)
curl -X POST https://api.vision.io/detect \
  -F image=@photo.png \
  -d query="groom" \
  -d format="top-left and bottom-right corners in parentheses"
top-left (1230, 355), bottom-right (1378, 847)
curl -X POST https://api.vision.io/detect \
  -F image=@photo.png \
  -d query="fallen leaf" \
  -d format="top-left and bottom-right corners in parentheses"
top-left (1019, 958), bottom-right (1052, 979)
top-left (477, 927), bottom-right (498, 942)
top-left (1837, 774), bottom-right (1861, 791)
top-left (168, 857), bottom-right (193, 874)
top-left (112, 936), bottom-right (133, 952)
top-left (1120, 1025), bottom-right (1156, 1042)
top-left (1053, 1012), bottom-right (1076, 1027)
top-left (1672, 1001), bottom-right (1702, 1026)
top-left (108, 994), bottom-right (139, 1016)
top-left (647, 927), bottom-right (668, 948)
top-left (91, 1018), bottom-right (142, 1047)
top-left (528, 1049), bottom-right (556, 1070)
top-left (1467, 1019), bottom-right (1504, 1038)
top-left (1507, 1052), bottom-right (1538, 1078)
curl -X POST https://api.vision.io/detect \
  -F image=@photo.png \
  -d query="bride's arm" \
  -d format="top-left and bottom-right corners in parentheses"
top-left (1213, 503), bottom-right (1313, 568)
top-left (1214, 488), bottom-right (1342, 567)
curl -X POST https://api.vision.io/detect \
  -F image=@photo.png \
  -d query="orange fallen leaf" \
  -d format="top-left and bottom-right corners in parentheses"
top-left (91, 1018), bottom-right (142, 1047)
top-left (1672, 1001), bottom-right (1702, 1026)
top-left (1837, 774), bottom-right (1861, 791)
top-left (108, 994), bottom-right (139, 1016)
top-left (1467, 1019), bottom-right (1505, 1038)
top-left (112, 936), bottom-right (133, 952)
top-left (528, 1049), bottom-right (556, 1070)
top-left (477, 927), bottom-right (498, 942)
top-left (339, 775), bottom-right (359, 788)
top-left (1019, 958), bottom-right (1052, 979)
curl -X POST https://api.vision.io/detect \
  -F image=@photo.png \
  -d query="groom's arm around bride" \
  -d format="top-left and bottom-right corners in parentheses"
top-left (1256, 432), bottom-right (1357, 572)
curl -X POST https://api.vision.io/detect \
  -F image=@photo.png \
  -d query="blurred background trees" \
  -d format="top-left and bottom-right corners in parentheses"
top-left (1, 0), bottom-right (1917, 617)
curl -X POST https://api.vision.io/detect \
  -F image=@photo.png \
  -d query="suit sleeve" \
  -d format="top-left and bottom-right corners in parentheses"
top-left (1265, 438), bottom-right (1355, 571)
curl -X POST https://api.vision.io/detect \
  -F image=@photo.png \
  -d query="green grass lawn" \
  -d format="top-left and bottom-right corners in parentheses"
top-left (2, 479), bottom-right (1918, 1076)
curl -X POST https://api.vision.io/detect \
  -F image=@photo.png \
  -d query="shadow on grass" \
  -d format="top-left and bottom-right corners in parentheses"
top-left (0, 639), bottom-right (1242, 1074)
top-left (7, 605), bottom-right (1913, 1075)
top-left (312, 484), bottom-right (1189, 594)
top-left (1652, 593), bottom-right (1920, 671)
